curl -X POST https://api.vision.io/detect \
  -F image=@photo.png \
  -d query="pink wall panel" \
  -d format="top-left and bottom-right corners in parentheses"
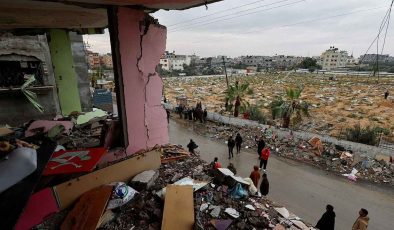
top-left (118, 7), bottom-right (168, 154)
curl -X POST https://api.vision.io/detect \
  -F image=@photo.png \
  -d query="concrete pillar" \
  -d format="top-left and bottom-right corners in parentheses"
top-left (49, 29), bottom-right (82, 115)
top-left (108, 7), bottom-right (168, 154)
top-left (69, 31), bottom-right (92, 112)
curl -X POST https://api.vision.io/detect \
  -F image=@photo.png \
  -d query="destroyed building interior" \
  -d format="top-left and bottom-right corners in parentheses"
top-left (0, 1), bottom-right (393, 230)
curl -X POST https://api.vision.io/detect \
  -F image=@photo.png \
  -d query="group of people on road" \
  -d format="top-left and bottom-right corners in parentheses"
top-left (188, 131), bottom-right (370, 230)
top-left (176, 102), bottom-right (208, 123)
top-left (315, 205), bottom-right (369, 230)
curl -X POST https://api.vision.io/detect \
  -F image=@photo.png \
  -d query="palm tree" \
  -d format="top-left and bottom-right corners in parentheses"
top-left (224, 81), bottom-right (253, 117)
top-left (271, 86), bottom-right (309, 128)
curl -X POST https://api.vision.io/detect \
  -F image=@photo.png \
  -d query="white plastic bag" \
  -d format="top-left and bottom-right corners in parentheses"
top-left (107, 182), bottom-right (138, 209)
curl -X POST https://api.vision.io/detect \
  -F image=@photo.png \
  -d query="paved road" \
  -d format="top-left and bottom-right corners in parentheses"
top-left (168, 120), bottom-right (394, 230)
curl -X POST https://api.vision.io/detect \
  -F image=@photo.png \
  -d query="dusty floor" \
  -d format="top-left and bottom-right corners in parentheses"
top-left (163, 73), bottom-right (394, 137)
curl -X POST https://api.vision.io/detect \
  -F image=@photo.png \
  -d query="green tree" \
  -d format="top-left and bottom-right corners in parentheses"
top-left (270, 86), bottom-right (310, 128)
top-left (299, 57), bottom-right (321, 70)
top-left (224, 81), bottom-right (253, 117)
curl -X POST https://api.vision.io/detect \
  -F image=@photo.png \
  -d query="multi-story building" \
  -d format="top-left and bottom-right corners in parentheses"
top-left (159, 51), bottom-right (191, 71)
top-left (320, 46), bottom-right (348, 70)
top-left (100, 53), bottom-right (113, 69)
top-left (87, 50), bottom-right (100, 69)
top-left (240, 56), bottom-right (273, 69)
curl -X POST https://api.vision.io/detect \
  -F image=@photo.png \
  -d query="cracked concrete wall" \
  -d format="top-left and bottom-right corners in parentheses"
top-left (0, 34), bottom-right (60, 126)
top-left (118, 7), bottom-right (168, 154)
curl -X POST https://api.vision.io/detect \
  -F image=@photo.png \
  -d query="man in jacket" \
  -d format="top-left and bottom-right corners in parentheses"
top-left (227, 136), bottom-right (235, 159)
top-left (352, 208), bottom-right (369, 230)
top-left (235, 133), bottom-right (243, 154)
top-left (316, 204), bottom-right (335, 230)
top-left (187, 139), bottom-right (198, 154)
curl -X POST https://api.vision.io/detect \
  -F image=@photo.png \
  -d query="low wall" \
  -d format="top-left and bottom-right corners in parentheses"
top-left (164, 103), bottom-right (393, 157)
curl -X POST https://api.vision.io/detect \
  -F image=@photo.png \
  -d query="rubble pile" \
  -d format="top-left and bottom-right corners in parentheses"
top-left (181, 119), bottom-right (394, 186)
top-left (158, 144), bottom-right (191, 163)
top-left (99, 153), bottom-right (313, 230)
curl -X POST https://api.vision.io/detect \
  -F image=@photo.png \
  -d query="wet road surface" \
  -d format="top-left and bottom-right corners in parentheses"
top-left (168, 120), bottom-right (394, 230)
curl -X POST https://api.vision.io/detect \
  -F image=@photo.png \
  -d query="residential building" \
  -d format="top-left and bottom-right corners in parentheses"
top-left (87, 50), bottom-right (100, 69)
top-left (320, 46), bottom-right (348, 70)
top-left (100, 53), bottom-right (113, 69)
top-left (160, 51), bottom-right (191, 71)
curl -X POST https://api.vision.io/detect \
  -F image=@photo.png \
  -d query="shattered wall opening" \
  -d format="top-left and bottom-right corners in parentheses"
top-left (0, 55), bottom-right (45, 87)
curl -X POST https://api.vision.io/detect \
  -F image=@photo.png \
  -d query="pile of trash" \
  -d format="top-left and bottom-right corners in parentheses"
top-left (38, 148), bottom-right (314, 230)
top-left (181, 119), bottom-right (394, 186)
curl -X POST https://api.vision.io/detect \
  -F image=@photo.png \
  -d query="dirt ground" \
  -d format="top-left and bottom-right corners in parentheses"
top-left (163, 73), bottom-right (394, 137)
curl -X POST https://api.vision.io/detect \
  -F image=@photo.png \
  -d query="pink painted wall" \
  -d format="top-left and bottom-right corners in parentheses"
top-left (118, 7), bottom-right (169, 154)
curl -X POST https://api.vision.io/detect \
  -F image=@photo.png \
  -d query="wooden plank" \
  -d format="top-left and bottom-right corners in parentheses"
top-left (162, 185), bottom-right (194, 230)
top-left (61, 186), bottom-right (112, 230)
top-left (0, 139), bottom-right (56, 230)
top-left (54, 150), bottom-right (161, 210)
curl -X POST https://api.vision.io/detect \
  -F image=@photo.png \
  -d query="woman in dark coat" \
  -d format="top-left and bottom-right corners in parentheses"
top-left (260, 173), bottom-right (269, 196)
top-left (316, 204), bottom-right (336, 230)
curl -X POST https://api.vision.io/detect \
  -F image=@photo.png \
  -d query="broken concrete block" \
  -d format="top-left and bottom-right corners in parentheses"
top-left (130, 170), bottom-right (159, 191)
top-left (224, 208), bottom-right (240, 218)
top-left (210, 206), bottom-right (221, 218)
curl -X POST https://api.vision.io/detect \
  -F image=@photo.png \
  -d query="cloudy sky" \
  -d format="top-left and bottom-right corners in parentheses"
top-left (84, 0), bottom-right (394, 58)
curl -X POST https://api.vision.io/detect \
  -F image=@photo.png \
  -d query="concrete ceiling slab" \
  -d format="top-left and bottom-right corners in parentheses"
top-left (0, 0), bottom-right (221, 29)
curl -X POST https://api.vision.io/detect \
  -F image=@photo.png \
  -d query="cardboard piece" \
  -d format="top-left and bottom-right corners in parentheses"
top-left (61, 186), bottom-right (112, 230)
top-left (43, 147), bottom-right (107, 176)
top-left (76, 109), bottom-right (107, 125)
top-left (25, 120), bottom-right (74, 137)
top-left (53, 150), bottom-right (161, 210)
top-left (15, 188), bottom-right (59, 230)
top-left (162, 185), bottom-right (194, 230)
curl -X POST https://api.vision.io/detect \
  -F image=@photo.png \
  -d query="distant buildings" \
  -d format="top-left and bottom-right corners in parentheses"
top-left (319, 46), bottom-right (353, 70)
top-left (87, 50), bottom-right (100, 69)
top-left (86, 50), bottom-right (113, 69)
top-left (238, 55), bottom-right (303, 70)
top-left (359, 54), bottom-right (394, 64)
top-left (100, 53), bottom-right (113, 69)
top-left (160, 51), bottom-right (191, 71)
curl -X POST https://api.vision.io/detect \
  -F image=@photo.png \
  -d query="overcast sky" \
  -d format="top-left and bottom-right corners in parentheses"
top-left (84, 0), bottom-right (394, 57)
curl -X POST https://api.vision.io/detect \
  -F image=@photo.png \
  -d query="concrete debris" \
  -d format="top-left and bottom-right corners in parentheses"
top-left (210, 206), bottom-right (221, 218)
top-left (224, 208), bottom-right (240, 218)
top-left (129, 170), bottom-right (159, 191)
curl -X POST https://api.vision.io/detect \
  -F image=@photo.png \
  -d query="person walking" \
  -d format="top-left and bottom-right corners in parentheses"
top-left (227, 163), bottom-right (237, 175)
top-left (203, 108), bottom-right (208, 123)
top-left (227, 135), bottom-right (235, 159)
top-left (257, 137), bottom-right (266, 157)
top-left (352, 209), bottom-right (369, 230)
top-left (384, 90), bottom-right (389, 99)
top-left (249, 165), bottom-right (261, 187)
top-left (235, 133), bottom-right (243, 154)
top-left (316, 204), bottom-right (336, 230)
top-left (260, 173), bottom-right (269, 196)
top-left (260, 146), bottom-right (270, 170)
top-left (187, 139), bottom-right (198, 154)
top-left (166, 109), bottom-right (170, 124)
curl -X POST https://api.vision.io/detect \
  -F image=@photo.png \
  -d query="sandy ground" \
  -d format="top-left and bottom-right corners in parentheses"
top-left (164, 73), bottom-right (394, 137)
